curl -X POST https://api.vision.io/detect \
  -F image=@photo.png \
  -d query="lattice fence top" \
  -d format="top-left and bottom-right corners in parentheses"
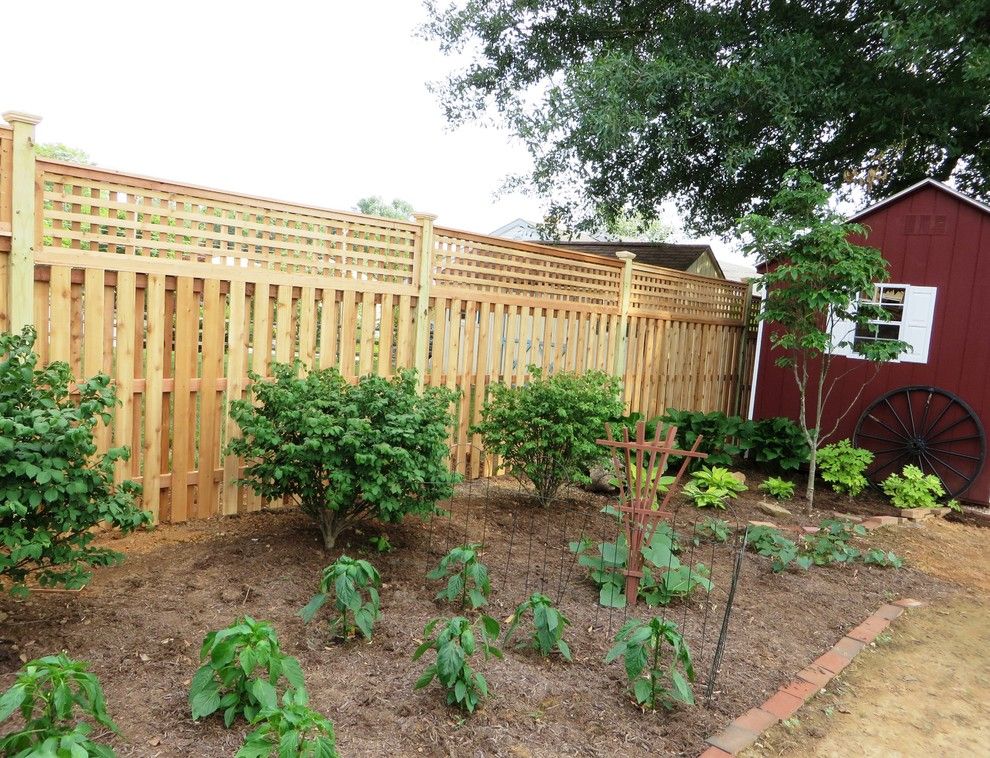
top-left (630, 262), bottom-right (748, 322)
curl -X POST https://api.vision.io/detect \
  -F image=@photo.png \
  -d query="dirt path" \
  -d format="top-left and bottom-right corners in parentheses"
top-left (744, 519), bottom-right (990, 757)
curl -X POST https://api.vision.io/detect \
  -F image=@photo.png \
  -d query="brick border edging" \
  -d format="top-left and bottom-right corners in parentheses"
top-left (698, 597), bottom-right (926, 757)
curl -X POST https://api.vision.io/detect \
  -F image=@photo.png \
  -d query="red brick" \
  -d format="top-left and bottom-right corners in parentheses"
top-left (706, 722), bottom-right (761, 754)
top-left (698, 747), bottom-right (735, 758)
top-left (893, 598), bottom-right (926, 608)
top-left (733, 707), bottom-right (779, 733)
top-left (832, 635), bottom-right (868, 659)
top-left (796, 664), bottom-right (833, 687)
top-left (875, 603), bottom-right (905, 620)
top-left (761, 690), bottom-right (805, 719)
top-left (847, 616), bottom-right (891, 643)
top-left (781, 678), bottom-right (820, 701)
top-left (814, 650), bottom-right (852, 675)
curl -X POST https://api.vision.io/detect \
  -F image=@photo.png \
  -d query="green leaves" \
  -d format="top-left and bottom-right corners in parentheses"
top-left (412, 616), bottom-right (502, 714)
top-left (299, 556), bottom-right (382, 641)
top-left (759, 477), bottom-right (796, 500)
top-left (236, 688), bottom-right (339, 758)
top-left (429, 544), bottom-right (491, 610)
top-left (473, 368), bottom-right (624, 507)
top-left (747, 520), bottom-right (902, 573)
top-left (882, 465), bottom-right (945, 509)
top-left (818, 440), bottom-right (873, 497)
top-left (683, 466), bottom-right (747, 509)
top-left (503, 593), bottom-right (573, 661)
top-left (0, 327), bottom-right (151, 596)
top-left (0, 653), bottom-right (119, 757)
top-left (605, 618), bottom-right (695, 710)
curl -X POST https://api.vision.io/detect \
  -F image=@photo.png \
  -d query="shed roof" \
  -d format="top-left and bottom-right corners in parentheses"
top-left (848, 178), bottom-right (990, 222)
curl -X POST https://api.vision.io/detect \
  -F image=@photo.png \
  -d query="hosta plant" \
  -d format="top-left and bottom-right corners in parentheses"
top-left (412, 615), bottom-right (502, 713)
top-left (759, 477), bottom-right (796, 500)
top-left (605, 617), bottom-right (695, 709)
top-left (236, 688), bottom-right (338, 758)
top-left (881, 465), bottom-right (945, 509)
top-left (817, 440), bottom-right (873, 496)
top-left (299, 556), bottom-right (381, 641)
top-left (749, 417), bottom-right (810, 472)
top-left (682, 466), bottom-right (747, 509)
top-left (503, 593), bottom-right (572, 661)
top-left (660, 409), bottom-right (756, 468)
top-left (0, 653), bottom-right (119, 758)
top-left (189, 616), bottom-right (305, 726)
top-left (428, 543), bottom-right (491, 609)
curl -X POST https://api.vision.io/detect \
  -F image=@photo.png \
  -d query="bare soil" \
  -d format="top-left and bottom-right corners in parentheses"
top-left (0, 479), bottom-right (959, 757)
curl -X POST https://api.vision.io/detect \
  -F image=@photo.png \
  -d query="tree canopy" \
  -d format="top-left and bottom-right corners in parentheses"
top-left (354, 196), bottom-right (415, 220)
top-left (423, 0), bottom-right (990, 235)
top-left (34, 143), bottom-right (92, 164)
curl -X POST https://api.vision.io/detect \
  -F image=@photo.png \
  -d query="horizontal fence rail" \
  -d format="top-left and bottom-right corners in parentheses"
top-left (0, 114), bottom-right (758, 524)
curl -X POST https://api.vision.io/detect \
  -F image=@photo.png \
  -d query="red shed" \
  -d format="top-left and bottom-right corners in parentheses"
top-left (750, 179), bottom-right (990, 505)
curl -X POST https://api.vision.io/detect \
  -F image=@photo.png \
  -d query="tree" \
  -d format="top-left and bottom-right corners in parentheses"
top-left (34, 143), bottom-right (92, 164)
top-left (354, 196), bottom-right (415, 220)
top-left (423, 0), bottom-right (990, 235)
top-left (740, 171), bottom-right (907, 510)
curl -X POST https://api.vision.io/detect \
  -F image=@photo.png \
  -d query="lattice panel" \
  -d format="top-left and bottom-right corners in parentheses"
top-left (432, 231), bottom-right (623, 309)
top-left (40, 165), bottom-right (419, 284)
top-left (630, 263), bottom-right (747, 321)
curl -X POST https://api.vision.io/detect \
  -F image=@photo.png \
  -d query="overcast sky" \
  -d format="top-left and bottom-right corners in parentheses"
top-left (4, 0), bottom-right (745, 262)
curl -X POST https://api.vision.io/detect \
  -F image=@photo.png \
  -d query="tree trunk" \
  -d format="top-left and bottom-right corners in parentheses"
top-left (805, 450), bottom-right (818, 515)
top-left (315, 509), bottom-right (344, 551)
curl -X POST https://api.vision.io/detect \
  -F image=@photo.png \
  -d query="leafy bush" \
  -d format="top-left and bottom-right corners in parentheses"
top-left (189, 616), bottom-right (305, 726)
top-left (881, 465), bottom-right (945, 509)
top-left (299, 556), bottom-right (381, 641)
top-left (369, 534), bottom-right (393, 553)
top-left (503, 593), bottom-right (572, 660)
top-left (0, 327), bottom-right (150, 596)
top-left (745, 525), bottom-right (808, 572)
top-left (236, 688), bottom-right (338, 758)
top-left (801, 519), bottom-right (867, 566)
top-left (428, 543), bottom-right (491, 610)
top-left (682, 466), bottom-right (747, 508)
top-left (412, 615), bottom-right (502, 713)
top-left (863, 548), bottom-right (904, 568)
top-left (0, 653), bottom-right (119, 757)
top-left (660, 409), bottom-right (756, 467)
top-left (473, 368), bottom-right (624, 506)
top-left (228, 364), bottom-right (458, 549)
top-left (817, 440), bottom-right (873, 496)
top-left (759, 477), bottom-right (796, 500)
top-left (746, 520), bottom-right (902, 573)
top-left (605, 618), bottom-right (695, 709)
top-left (692, 517), bottom-right (731, 545)
top-left (749, 417), bottom-right (810, 472)
top-left (607, 411), bottom-right (664, 441)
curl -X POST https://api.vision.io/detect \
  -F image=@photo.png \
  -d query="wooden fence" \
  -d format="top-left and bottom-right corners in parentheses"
top-left (0, 112), bottom-right (758, 523)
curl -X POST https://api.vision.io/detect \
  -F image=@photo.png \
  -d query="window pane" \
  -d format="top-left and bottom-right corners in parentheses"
top-left (881, 304), bottom-right (904, 321)
top-left (879, 288), bottom-right (906, 304)
top-left (877, 324), bottom-right (900, 340)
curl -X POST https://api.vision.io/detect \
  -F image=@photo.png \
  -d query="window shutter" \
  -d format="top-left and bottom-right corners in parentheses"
top-left (899, 286), bottom-right (937, 364)
top-left (828, 307), bottom-right (857, 357)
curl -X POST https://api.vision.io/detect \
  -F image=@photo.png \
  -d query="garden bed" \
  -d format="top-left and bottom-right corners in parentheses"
top-left (0, 481), bottom-right (953, 757)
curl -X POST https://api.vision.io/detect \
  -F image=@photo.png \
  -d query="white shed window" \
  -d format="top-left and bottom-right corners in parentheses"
top-left (830, 284), bottom-right (937, 364)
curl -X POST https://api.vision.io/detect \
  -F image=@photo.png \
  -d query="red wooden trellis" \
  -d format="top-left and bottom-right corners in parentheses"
top-left (597, 421), bottom-right (707, 606)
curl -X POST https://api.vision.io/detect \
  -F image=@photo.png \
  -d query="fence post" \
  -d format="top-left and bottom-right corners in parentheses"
top-left (412, 212), bottom-right (438, 388)
top-left (3, 111), bottom-right (41, 333)
top-left (613, 250), bottom-right (636, 377)
top-left (732, 283), bottom-right (756, 416)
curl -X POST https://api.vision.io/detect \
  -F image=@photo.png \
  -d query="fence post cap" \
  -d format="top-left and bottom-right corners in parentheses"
top-left (413, 212), bottom-right (439, 222)
top-left (2, 111), bottom-right (42, 126)
top-left (615, 250), bottom-right (636, 261)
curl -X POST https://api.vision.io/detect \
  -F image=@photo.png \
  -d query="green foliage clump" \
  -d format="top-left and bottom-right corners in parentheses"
top-left (503, 593), bottom-right (572, 660)
top-left (682, 466), bottom-right (747, 509)
top-left (817, 440), bottom-right (873, 496)
top-left (299, 556), bottom-right (381, 641)
top-left (746, 520), bottom-right (903, 573)
top-left (881, 465), bottom-right (945, 509)
top-left (692, 517), bottom-right (731, 545)
top-left (428, 544), bottom-right (491, 610)
top-left (0, 653), bottom-right (119, 757)
top-left (228, 364), bottom-right (458, 549)
top-left (749, 417), bottom-right (811, 472)
top-left (189, 616), bottom-right (305, 726)
top-left (236, 688), bottom-right (338, 758)
top-left (473, 368), bottom-right (624, 506)
top-left (759, 477), bottom-right (796, 500)
top-left (413, 615), bottom-right (502, 713)
top-left (801, 519), bottom-right (868, 566)
top-left (746, 525), bottom-right (809, 573)
top-left (660, 409), bottom-right (755, 468)
top-left (863, 548), bottom-right (904, 568)
top-left (605, 618), bottom-right (695, 709)
top-left (0, 327), bottom-right (150, 597)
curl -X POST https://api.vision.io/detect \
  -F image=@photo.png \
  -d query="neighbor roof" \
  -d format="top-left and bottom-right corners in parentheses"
top-left (546, 241), bottom-right (725, 278)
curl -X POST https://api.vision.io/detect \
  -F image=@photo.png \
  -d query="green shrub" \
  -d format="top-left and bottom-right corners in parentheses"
top-left (660, 409), bottom-right (756, 468)
top-left (228, 365), bottom-right (458, 549)
top-left (746, 520), bottom-right (902, 573)
top-left (503, 593), bottom-right (572, 660)
top-left (817, 440), bottom-right (873, 496)
top-left (692, 517), bottom-right (731, 545)
top-left (746, 525), bottom-right (808, 572)
top-left (428, 543), bottom-right (491, 610)
top-left (881, 465), bottom-right (945, 509)
top-left (605, 618), bottom-right (695, 709)
top-left (413, 615), bottom-right (502, 713)
top-left (682, 466), bottom-right (747, 508)
top-left (299, 556), bottom-right (381, 640)
top-left (0, 327), bottom-right (150, 597)
top-left (801, 519), bottom-right (866, 565)
top-left (189, 616), bottom-right (305, 726)
top-left (759, 477), bottom-right (796, 500)
top-left (236, 688), bottom-right (338, 758)
top-left (749, 417), bottom-right (810, 472)
top-left (473, 367), bottom-right (623, 506)
top-left (0, 653), bottom-right (119, 757)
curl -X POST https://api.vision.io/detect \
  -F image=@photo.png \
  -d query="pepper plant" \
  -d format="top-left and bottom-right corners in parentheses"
top-left (299, 556), bottom-right (381, 641)
top-left (503, 593), bottom-right (572, 660)
top-left (605, 617), bottom-right (695, 709)
top-left (412, 615), bottom-right (502, 713)
top-left (428, 543), bottom-right (491, 609)
top-left (236, 688), bottom-right (338, 758)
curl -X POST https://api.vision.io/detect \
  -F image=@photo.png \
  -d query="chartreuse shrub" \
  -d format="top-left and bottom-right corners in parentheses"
top-left (228, 365), bottom-right (458, 549)
top-left (473, 367), bottom-right (624, 506)
top-left (817, 440), bottom-right (873, 496)
top-left (413, 615), bottom-right (502, 713)
top-left (0, 653), bottom-right (119, 757)
top-left (605, 618), bottom-right (695, 709)
top-left (428, 543), bottom-right (491, 610)
top-left (236, 688), bottom-right (338, 758)
top-left (881, 465), bottom-right (945, 509)
top-left (299, 556), bottom-right (381, 641)
top-left (682, 466), bottom-right (747, 509)
top-left (0, 327), bottom-right (150, 596)
top-left (660, 409), bottom-right (756, 467)
top-left (759, 476), bottom-right (796, 500)
top-left (503, 593), bottom-right (572, 660)
top-left (189, 616), bottom-right (305, 726)
top-left (749, 417), bottom-right (810, 472)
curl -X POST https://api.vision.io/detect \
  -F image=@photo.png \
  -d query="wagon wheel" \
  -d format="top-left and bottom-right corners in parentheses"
top-left (853, 386), bottom-right (986, 498)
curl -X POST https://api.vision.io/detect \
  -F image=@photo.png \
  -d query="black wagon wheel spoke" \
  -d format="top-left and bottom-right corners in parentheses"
top-left (855, 386), bottom-right (986, 498)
